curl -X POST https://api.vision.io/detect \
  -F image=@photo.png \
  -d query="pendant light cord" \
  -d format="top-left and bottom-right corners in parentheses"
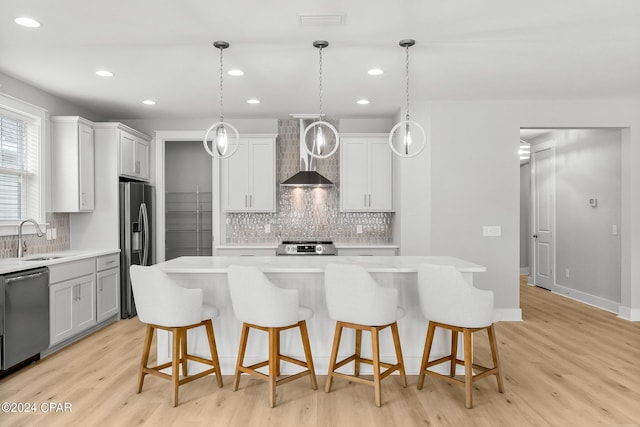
top-left (219, 46), bottom-right (224, 123)
top-left (405, 44), bottom-right (410, 121)
top-left (318, 46), bottom-right (323, 116)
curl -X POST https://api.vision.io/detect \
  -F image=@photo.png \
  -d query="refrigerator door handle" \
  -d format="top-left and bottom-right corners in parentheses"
top-left (140, 202), bottom-right (150, 266)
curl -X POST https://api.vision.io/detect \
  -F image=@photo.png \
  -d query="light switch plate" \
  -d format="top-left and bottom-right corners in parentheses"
top-left (356, 224), bottom-right (363, 234)
top-left (482, 226), bottom-right (501, 237)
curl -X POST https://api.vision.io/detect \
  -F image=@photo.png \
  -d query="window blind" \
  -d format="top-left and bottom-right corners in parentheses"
top-left (0, 111), bottom-right (40, 220)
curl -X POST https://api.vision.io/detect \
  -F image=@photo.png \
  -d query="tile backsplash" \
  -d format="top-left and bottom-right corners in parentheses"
top-left (0, 213), bottom-right (70, 258)
top-left (225, 118), bottom-right (393, 244)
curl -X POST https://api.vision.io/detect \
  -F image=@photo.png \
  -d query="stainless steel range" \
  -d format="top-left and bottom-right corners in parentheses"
top-left (276, 240), bottom-right (337, 256)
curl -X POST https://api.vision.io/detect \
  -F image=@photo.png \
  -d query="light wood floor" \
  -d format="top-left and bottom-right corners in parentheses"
top-left (2, 278), bottom-right (639, 426)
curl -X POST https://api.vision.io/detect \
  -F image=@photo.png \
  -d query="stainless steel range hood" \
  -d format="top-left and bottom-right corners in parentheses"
top-left (281, 115), bottom-right (334, 188)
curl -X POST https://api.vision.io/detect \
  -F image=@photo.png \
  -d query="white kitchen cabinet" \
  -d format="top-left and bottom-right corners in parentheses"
top-left (221, 135), bottom-right (276, 212)
top-left (340, 134), bottom-right (393, 212)
top-left (96, 254), bottom-right (120, 322)
top-left (50, 262), bottom-right (97, 346)
top-left (51, 116), bottom-right (95, 212)
top-left (119, 131), bottom-right (150, 181)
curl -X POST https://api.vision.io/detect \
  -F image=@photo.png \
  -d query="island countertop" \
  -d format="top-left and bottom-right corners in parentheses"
top-left (153, 255), bottom-right (486, 376)
top-left (155, 255), bottom-right (486, 275)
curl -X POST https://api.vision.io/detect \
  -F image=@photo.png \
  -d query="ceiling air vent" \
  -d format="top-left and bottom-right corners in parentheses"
top-left (298, 13), bottom-right (346, 26)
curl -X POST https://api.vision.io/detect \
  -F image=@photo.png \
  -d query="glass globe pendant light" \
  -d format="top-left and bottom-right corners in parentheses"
top-left (303, 40), bottom-right (340, 159)
top-left (389, 39), bottom-right (426, 158)
top-left (203, 41), bottom-right (240, 159)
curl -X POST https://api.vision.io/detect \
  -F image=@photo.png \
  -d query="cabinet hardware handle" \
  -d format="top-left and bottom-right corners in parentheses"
top-left (249, 194), bottom-right (252, 208)
top-left (364, 194), bottom-right (367, 207)
top-left (99, 282), bottom-right (103, 292)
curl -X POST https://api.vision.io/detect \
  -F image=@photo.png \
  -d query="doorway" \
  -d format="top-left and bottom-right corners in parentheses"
top-left (520, 128), bottom-right (622, 311)
top-left (164, 140), bottom-right (213, 260)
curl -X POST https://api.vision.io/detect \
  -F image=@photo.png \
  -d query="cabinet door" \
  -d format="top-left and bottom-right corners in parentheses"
top-left (367, 137), bottom-right (393, 211)
top-left (50, 281), bottom-right (74, 345)
top-left (74, 275), bottom-right (97, 332)
top-left (248, 138), bottom-right (275, 212)
top-left (340, 137), bottom-right (369, 211)
top-left (119, 133), bottom-right (136, 177)
top-left (221, 140), bottom-right (250, 211)
top-left (78, 122), bottom-right (95, 210)
top-left (135, 138), bottom-right (150, 180)
top-left (97, 268), bottom-right (120, 322)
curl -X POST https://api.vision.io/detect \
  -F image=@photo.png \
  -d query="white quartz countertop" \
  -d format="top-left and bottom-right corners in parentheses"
top-left (214, 244), bottom-right (400, 249)
top-left (0, 249), bottom-right (120, 275)
top-left (156, 255), bottom-right (485, 274)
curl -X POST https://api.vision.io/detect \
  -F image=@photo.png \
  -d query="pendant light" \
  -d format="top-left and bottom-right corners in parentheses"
top-left (303, 40), bottom-right (340, 159)
top-left (389, 39), bottom-right (426, 158)
top-left (203, 41), bottom-right (240, 159)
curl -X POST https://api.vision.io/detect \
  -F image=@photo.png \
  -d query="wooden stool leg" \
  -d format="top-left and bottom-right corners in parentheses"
top-left (325, 322), bottom-right (343, 393)
top-left (487, 324), bottom-right (504, 393)
top-left (180, 328), bottom-right (188, 376)
top-left (204, 320), bottom-right (224, 388)
top-left (450, 329), bottom-right (459, 377)
top-left (299, 320), bottom-right (318, 390)
top-left (137, 324), bottom-right (154, 393)
top-left (463, 328), bottom-right (473, 409)
top-left (354, 328), bottom-right (362, 377)
top-left (233, 323), bottom-right (250, 391)
top-left (275, 329), bottom-right (281, 377)
top-left (371, 326), bottom-right (382, 407)
top-left (417, 322), bottom-right (436, 390)
top-left (390, 322), bottom-right (407, 387)
top-left (171, 328), bottom-right (181, 407)
top-left (268, 327), bottom-right (278, 408)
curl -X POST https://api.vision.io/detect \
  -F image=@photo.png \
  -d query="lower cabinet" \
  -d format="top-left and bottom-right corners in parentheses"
top-left (49, 252), bottom-right (120, 348)
top-left (50, 273), bottom-right (97, 346)
top-left (97, 267), bottom-right (120, 322)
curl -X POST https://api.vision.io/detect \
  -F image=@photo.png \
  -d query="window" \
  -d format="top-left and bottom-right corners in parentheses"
top-left (0, 93), bottom-right (46, 235)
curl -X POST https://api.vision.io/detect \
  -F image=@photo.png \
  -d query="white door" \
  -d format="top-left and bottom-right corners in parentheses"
top-left (532, 147), bottom-right (555, 290)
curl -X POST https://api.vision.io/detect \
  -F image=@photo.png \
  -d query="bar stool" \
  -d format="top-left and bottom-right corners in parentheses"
top-left (129, 265), bottom-right (223, 407)
top-left (324, 263), bottom-right (407, 407)
top-left (416, 264), bottom-right (504, 408)
top-left (227, 265), bottom-right (317, 408)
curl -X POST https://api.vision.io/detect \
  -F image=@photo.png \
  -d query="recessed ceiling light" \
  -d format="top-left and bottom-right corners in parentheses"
top-left (142, 100), bottom-right (156, 105)
top-left (14, 17), bottom-right (41, 28)
top-left (368, 68), bottom-right (384, 76)
top-left (228, 69), bottom-right (244, 76)
top-left (95, 70), bottom-right (114, 77)
top-left (357, 99), bottom-right (370, 105)
top-left (247, 99), bottom-right (260, 104)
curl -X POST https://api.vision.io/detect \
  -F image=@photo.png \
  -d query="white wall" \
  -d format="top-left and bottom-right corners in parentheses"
top-left (398, 99), bottom-right (640, 321)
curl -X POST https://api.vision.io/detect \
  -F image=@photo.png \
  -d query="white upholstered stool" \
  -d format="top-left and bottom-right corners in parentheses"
top-left (324, 263), bottom-right (407, 407)
top-left (129, 265), bottom-right (223, 407)
top-left (416, 264), bottom-right (504, 409)
top-left (227, 265), bottom-right (318, 408)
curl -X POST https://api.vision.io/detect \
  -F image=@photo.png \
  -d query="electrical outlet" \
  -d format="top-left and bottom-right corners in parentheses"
top-left (356, 224), bottom-right (363, 234)
top-left (264, 224), bottom-right (271, 234)
top-left (51, 228), bottom-right (57, 239)
top-left (46, 229), bottom-right (53, 240)
top-left (565, 268), bottom-right (570, 278)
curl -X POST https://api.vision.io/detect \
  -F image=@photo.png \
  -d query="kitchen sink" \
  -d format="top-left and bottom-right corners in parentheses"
top-left (23, 256), bottom-right (64, 261)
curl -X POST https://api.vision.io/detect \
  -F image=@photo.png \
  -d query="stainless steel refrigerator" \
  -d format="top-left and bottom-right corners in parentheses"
top-left (120, 181), bottom-right (154, 319)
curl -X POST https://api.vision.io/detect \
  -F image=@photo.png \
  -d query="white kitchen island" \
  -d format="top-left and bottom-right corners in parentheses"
top-left (154, 256), bottom-right (486, 375)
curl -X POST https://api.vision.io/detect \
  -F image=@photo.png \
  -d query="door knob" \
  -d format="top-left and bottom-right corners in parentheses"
top-left (532, 234), bottom-right (538, 238)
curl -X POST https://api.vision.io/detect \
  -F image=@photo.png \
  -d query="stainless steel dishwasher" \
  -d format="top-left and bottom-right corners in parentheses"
top-left (1, 267), bottom-right (49, 373)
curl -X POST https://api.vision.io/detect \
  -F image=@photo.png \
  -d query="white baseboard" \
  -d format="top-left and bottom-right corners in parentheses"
top-left (552, 284), bottom-right (619, 314)
top-left (618, 306), bottom-right (640, 321)
top-left (495, 308), bottom-right (522, 322)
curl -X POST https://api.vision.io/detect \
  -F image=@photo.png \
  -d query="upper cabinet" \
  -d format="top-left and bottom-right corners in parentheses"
top-left (119, 131), bottom-right (150, 181)
top-left (51, 116), bottom-right (95, 212)
top-left (340, 134), bottom-right (393, 212)
top-left (221, 135), bottom-right (276, 212)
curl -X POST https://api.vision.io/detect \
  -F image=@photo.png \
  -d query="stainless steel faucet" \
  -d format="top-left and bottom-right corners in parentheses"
top-left (17, 219), bottom-right (45, 258)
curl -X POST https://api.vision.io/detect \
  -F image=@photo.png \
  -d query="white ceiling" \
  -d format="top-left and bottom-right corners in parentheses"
top-left (1, 0), bottom-right (639, 121)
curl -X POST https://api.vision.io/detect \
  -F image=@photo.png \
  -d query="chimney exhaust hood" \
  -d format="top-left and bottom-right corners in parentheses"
top-left (281, 115), bottom-right (334, 188)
